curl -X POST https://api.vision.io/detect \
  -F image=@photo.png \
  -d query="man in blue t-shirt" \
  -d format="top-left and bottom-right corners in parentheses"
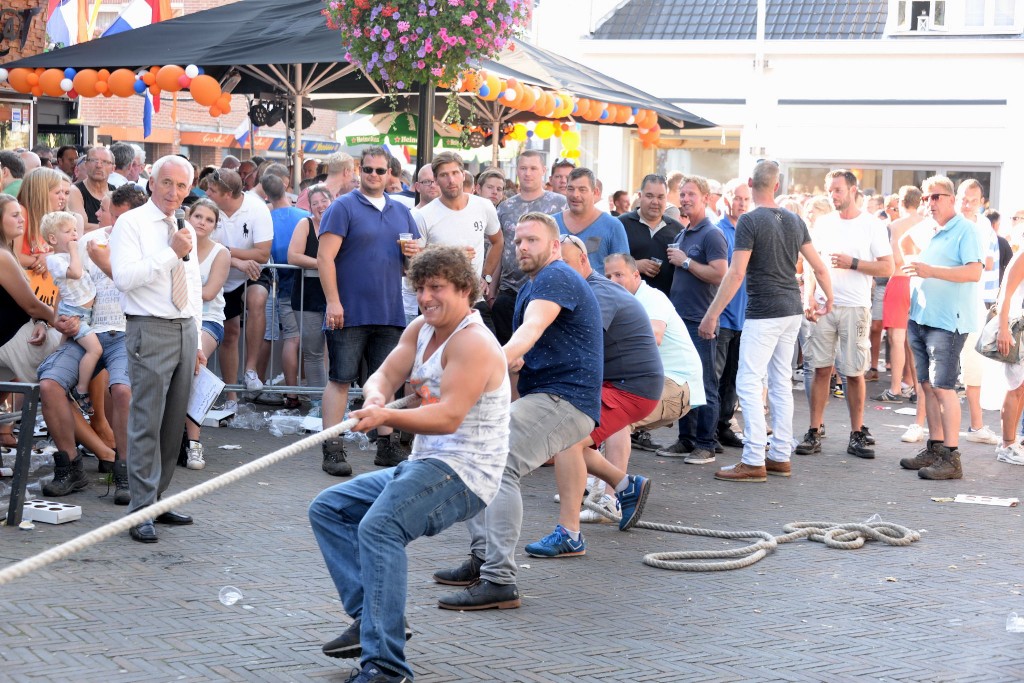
top-left (519, 233), bottom-right (660, 559)
top-left (554, 167), bottom-right (629, 276)
top-left (658, 175), bottom-right (729, 465)
top-left (436, 212), bottom-right (642, 609)
top-left (317, 146), bottom-right (420, 477)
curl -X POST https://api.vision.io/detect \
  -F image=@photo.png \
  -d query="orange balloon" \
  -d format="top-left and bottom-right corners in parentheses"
top-left (31, 85), bottom-right (43, 97)
top-left (188, 74), bottom-right (221, 106)
top-left (26, 72), bottom-right (39, 86)
top-left (141, 72), bottom-right (155, 86)
top-left (95, 81), bottom-right (108, 94)
top-left (7, 68), bottom-right (31, 93)
top-left (519, 86), bottom-right (537, 110)
top-left (219, 100), bottom-right (231, 115)
top-left (97, 69), bottom-right (110, 81)
top-left (72, 69), bottom-right (99, 97)
top-left (209, 105), bottom-right (221, 117)
top-left (149, 84), bottom-right (161, 98)
top-left (39, 69), bottom-right (65, 97)
top-left (155, 65), bottom-right (186, 92)
top-left (107, 69), bottom-right (137, 98)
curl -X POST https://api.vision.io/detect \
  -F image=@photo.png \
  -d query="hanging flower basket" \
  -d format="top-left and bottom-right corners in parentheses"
top-left (323, 0), bottom-right (530, 119)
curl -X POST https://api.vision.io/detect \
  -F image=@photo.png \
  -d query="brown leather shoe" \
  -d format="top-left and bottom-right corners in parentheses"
top-left (714, 462), bottom-right (767, 482)
top-left (765, 459), bottom-right (791, 477)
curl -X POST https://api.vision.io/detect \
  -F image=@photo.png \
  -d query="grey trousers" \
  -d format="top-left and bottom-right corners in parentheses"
top-left (125, 316), bottom-right (198, 513)
top-left (466, 392), bottom-right (594, 585)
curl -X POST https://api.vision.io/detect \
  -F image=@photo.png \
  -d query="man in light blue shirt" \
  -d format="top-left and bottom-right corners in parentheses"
top-left (902, 175), bottom-right (984, 481)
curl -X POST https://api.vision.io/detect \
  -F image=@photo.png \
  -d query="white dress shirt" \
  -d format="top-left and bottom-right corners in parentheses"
top-left (109, 200), bottom-right (203, 345)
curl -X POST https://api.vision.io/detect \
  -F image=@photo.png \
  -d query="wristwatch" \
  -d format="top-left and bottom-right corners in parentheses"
top-left (484, 274), bottom-right (493, 284)
top-left (683, 258), bottom-right (692, 271)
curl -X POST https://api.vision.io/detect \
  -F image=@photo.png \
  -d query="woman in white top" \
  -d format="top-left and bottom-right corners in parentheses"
top-left (996, 250), bottom-right (1024, 465)
top-left (183, 198), bottom-right (230, 470)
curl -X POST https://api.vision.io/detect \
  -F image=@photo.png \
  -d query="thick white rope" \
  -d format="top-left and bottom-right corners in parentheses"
top-left (0, 396), bottom-right (414, 586)
top-left (583, 500), bottom-right (921, 571)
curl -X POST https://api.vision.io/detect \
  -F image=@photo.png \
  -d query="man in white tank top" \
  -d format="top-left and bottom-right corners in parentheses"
top-left (308, 245), bottom-right (510, 683)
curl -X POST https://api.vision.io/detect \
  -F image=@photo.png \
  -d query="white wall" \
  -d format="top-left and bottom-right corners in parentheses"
top-left (529, 3), bottom-right (1024, 208)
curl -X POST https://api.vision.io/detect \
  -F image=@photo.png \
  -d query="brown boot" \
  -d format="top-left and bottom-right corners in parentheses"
top-left (900, 441), bottom-right (940, 470)
top-left (918, 445), bottom-right (963, 480)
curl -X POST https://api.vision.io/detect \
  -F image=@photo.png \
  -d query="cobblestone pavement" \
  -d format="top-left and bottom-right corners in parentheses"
top-left (2, 379), bottom-right (1023, 682)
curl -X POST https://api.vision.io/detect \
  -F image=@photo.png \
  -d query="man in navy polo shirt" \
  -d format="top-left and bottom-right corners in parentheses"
top-left (657, 175), bottom-right (728, 464)
top-left (317, 146), bottom-right (420, 477)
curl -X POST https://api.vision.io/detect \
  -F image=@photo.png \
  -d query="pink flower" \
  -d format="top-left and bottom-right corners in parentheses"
top-left (461, 15), bottom-right (473, 25)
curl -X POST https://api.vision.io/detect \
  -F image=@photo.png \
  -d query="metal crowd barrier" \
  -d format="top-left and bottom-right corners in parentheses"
top-left (1, 382), bottom-right (42, 527)
top-left (222, 262), bottom-right (329, 399)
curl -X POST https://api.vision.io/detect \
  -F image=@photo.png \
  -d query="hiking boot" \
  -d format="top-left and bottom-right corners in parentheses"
top-left (683, 447), bottom-right (716, 465)
top-left (861, 425), bottom-right (876, 446)
top-left (630, 429), bottom-right (661, 452)
top-left (185, 441), bottom-right (205, 470)
top-left (795, 428), bottom-right (821, 455)
top-left (437, 579), bottom-right (521, 610)
top-left (432, 554), bottom-right (483, 586)
top-left (900, 442), bottom-right (940, 470)
top-left (524, 525), bottom-right (586, 558)
top-left (918, 445), bottom-right (963, 480)
top-left (322, 616), bottom-right (413, 659)
top-left (43, 451), bottom-right (89, 496)
top-left (765, 459), bottom-right (792, 477)
top-left (373, 433), bottom-right (408, 467)
top-left (655, 438), bottom-right (693, 457)
top-left (112, 458), bottom-right (131, 505)
top-left (615, 474), bottom-right (650, 531)
top-left (714, 462), bottom-right (768, 482)
top-left (847, 431), bottom-right (875, 459)
top-left (322, 439), bottom-right (352, 477)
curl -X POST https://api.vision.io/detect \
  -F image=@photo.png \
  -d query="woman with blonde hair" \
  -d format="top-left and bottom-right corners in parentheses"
top-left (14, 168), bottom-right (82, 304)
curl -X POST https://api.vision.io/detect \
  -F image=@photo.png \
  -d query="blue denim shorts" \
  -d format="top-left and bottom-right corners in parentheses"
top-left (37, 331), bottom-right (130, 391)
top-left (325, 325), bottom-right (403, 384)
top-left (57, 301), bottom-right (94, 341)
top-left (202, 320), bottom-right (224, 346)
top-left (908, 320), bottom-right (967, 390)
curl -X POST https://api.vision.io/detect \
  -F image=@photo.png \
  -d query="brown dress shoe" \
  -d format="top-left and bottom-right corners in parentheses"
top-left (765, 459), bottom-right (792, 477)
top-left (714, 462), bottom-right (767, 482)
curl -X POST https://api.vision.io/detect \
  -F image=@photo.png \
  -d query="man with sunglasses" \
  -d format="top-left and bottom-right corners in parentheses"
top-left (899, 176), bottom-right (984, 480)
top-left (797, 169), bottom-right (893, 461)
top-left (317, 146), bottom-right (420, 477)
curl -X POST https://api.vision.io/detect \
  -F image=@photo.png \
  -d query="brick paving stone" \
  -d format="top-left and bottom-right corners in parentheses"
top-left (2, 380), bottom-right (1024, 681)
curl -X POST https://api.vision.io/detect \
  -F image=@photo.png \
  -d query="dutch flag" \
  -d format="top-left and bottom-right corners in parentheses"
top-left (102, 0), bottom-right (170, 38)
top-left (233, 118), bottom-right (255, 147)
top-left (46, 0), bottom-right (88, 48)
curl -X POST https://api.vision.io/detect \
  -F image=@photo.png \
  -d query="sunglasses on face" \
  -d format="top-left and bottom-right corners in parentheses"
top-left (361, 166), bottom-right (388, 176)
top-left (927, 193), bottom-right (952, 202)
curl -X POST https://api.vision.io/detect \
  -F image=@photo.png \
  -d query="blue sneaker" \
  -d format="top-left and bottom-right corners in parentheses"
top-left (615, 474), bottom-right (651, 531)
top-left (344, 662), bottom-right (409, 682)
top-left (524, 524), bottom-right (586, 558)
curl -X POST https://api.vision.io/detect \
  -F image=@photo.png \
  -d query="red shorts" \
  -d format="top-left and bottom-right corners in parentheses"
top-left (589, 382), bottom-right (659, 448)
top-left (882, 276), bottom-right (910, 330)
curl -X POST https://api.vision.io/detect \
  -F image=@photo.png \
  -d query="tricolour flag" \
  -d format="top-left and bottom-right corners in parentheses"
top-left (46, 0), bottom-right (89, 47)
top-left (233, 117), bottom-right (255, 147)
top-left (142, 89), bottom-right (153, 139)
top-left (102, 0), bottom-right (173, 37)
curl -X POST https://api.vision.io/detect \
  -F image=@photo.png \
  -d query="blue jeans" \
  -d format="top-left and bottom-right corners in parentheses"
top-left (680, 318), bottom-right (719, 449)
top-left (908, 320), bottom-right (966, 391)
top-left (308, 459), bottom-right (485, 680)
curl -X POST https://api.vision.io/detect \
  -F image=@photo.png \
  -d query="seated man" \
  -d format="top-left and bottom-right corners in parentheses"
top-left (308, 246), bottom-right (510, 683)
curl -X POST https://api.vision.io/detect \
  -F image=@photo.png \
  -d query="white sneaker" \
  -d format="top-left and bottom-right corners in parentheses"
top-left (580, 494), bottom-right (619, 524)
top-left (965, 426), bottom-right (999, 445)
top-left (901, 423), bottom-right (926, 443)
top-left (243, 369), bottom-right (264, 392)
top-left (222, 399), bottom-right (238, 413)
top-left (997, 442), bottom-right (1024, 465)
top-left (186, 441), bottom-right (205, 470)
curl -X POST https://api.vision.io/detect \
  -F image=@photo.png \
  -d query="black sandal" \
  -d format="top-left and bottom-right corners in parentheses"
top-left (69, 387), bottom-right (95, 416)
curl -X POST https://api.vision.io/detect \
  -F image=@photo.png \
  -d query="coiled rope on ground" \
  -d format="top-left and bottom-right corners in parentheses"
top-left (584, 500), bottom-right (921, 571)
top-left (0, 396), bottom-right (415, 586)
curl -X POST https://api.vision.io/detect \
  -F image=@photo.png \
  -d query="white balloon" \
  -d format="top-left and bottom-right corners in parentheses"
top-left (503, 88), bottom-right (515, 101)
top-left (626, 116), bottom-right (635, 125)
top-left (0, 68), bottom-right (8, 83)
top-left (60, 78), bottom-right (74, 91)
top-left (185, 64), bottom-right (199, 79)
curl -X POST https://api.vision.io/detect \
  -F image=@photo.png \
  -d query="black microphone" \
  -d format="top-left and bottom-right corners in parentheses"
top-left (174, 208), bottom-right (189, 261)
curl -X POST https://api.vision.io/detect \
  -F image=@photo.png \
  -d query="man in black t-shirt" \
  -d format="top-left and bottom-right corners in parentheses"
top-left (698, 161), bottom-right (833, 482)
top-left (618, 174), bottom-right (684, 296)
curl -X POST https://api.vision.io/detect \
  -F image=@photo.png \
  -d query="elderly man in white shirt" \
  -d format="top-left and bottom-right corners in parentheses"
top-left (110, 155), bottom-right (205, 544)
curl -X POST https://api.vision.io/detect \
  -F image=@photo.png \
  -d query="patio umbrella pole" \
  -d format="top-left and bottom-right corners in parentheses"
top-left (293, 65), bottom-right (303, 190)
top-left (416, 81), bottom-right (435, 169)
